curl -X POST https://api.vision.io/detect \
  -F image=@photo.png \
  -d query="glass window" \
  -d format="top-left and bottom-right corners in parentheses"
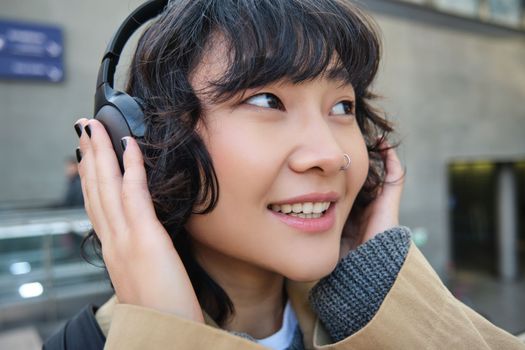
top-left (433, 0), bottom-right (481, 16)
top-left (401, 0), bottom-right (431, 4)
top-left (488, 0), bottom-right (522, 26)
top-left (395, 0), bottom-right (524, 29)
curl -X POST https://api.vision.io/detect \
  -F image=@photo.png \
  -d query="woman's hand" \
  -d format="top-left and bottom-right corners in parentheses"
top-left (76, 118), bottom-right (204, 323)
top-left (340, 141), bottom-right (405, 259)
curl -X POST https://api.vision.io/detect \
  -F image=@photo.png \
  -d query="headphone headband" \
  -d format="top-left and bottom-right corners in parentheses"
top-left (93, 0), bottom-right (169, 173)
top-left (96, 0), bottom-right (169, 89)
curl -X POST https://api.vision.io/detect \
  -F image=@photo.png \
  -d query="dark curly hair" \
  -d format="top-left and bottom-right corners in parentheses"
top-left (82, 0), bottom-right (394, 326)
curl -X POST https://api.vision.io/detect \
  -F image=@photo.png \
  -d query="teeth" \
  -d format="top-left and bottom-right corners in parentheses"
top-left (313, 202), bottom-right (324, 213)
top-left (302, 202), bottom-right (313, 214)
top-left (281, 204), bottom-right (292, 214)
top-left (269, 201), bottom-right (331, 216)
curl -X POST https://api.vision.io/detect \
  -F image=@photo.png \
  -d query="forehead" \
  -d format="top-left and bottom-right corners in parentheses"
top-left (190, 32), bottom-right (353, 101)
top-left (155, 0), bottom-right (380, 105)
top-left (190, 33), bottom-right (231, 95)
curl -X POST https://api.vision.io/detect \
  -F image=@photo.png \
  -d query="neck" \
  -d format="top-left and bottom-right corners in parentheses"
top-left (192, 240), bottom-right (286, 339)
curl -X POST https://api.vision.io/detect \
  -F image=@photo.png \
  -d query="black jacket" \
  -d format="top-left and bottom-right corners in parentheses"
top-left (43, 305), bottom-right (105, 350)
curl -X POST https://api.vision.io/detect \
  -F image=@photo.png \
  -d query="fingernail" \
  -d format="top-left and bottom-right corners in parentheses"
top-left (76, 147), bottom-right (82, 163)
top-left (74, 123), bottom-right (82, 137)
top-left (84, 124), bottom-right (92, 138)
top-left (120, 137), bottom-right (128, 152)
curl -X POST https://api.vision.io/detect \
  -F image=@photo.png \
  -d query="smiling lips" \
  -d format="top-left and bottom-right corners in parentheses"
top-left (270, 202), bottom-right (331, 219)
top-left (268, 192), bottom-right (338, 232)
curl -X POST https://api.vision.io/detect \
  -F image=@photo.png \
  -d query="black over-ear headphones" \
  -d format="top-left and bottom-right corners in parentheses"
top-left (94, 0), bottom-right (168, 173)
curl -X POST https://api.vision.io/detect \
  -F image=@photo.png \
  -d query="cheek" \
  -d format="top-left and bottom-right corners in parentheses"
top-left (349, 137), bottom-right (370, 196)
top-left (199, 114), bottom-right (291, 221)
top-left (335, 125), bottom-right (369, 207)
top-left (186, 119), bottom-right (278, 256)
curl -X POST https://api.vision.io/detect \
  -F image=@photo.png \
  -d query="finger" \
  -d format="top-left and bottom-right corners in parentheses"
top-left (379, 145), bottom-right (404, 204)
top-left (120, 137), bottom-right (159, 231)
top-left (74, 118), bottom-right (90, 214)
top-left (87, 120), bottom-right (127, 235)
top-left (378, 141), bottom-right (405, 185)
top-left (75, 146), bottom-right (90, 214)
top-left (76, 118), bottom-right (94, 217)
top-left (76, 119), bottom-right (112, 241)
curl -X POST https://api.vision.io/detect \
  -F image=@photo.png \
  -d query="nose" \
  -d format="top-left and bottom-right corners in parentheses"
top-left (288, 118), bottom-right (344, 176)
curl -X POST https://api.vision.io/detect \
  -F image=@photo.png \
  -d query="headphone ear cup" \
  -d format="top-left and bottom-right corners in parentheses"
top-left (95, 90), bottom-right (145, 174)
top-left (94, 105), bottom-right (133, 174)
top-left (94, 0), bottom-right (167, 174)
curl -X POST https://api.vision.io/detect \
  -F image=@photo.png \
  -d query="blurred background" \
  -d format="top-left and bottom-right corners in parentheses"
top-left (0, 0), bottom-right (524, 348)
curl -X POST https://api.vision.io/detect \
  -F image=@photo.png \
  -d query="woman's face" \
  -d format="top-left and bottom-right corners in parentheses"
top-left (186, 44), bottom-right (369, 282)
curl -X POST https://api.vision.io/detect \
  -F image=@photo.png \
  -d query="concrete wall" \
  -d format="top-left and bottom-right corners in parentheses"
top-left (1, 0), bottom-right (524, 272)
top-left (367, 1), bottom-right (525, 271)
top-left (0, 0), bottom-right (143, 207)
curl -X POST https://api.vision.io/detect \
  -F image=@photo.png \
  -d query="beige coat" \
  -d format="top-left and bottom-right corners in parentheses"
top-left (95, 245), bottom-right (525, 349)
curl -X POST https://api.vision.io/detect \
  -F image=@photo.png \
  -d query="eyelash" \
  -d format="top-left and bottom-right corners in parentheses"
top-left (244, 93), bottom-right (285, 110)
top-left (243, 93), bottom-right (355, 117)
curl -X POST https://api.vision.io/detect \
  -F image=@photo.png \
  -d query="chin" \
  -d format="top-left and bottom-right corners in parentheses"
top-left (279, 246), bottom-right (340, 282)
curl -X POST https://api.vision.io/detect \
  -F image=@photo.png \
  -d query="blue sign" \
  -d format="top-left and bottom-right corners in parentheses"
top-left (0, 20), bottom-right (64, 82)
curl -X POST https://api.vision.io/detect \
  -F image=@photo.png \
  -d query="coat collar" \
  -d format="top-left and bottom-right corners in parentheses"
top-left (95, 280), bottom-right (328, 349)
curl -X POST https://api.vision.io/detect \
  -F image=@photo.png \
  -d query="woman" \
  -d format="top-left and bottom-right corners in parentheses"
top-left (45, 0), bottom-right (524, 349)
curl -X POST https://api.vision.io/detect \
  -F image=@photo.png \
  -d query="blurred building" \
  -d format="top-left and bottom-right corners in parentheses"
top-left (363, 0), bottom-right (525, 279)
top-left (0, 0), bottom-right (524, 343)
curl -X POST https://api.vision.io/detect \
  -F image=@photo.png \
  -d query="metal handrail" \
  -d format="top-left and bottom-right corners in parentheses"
top-left (0, 211), bottom-right (110, 330)
top-left (0, 219), bottom-right (92, 239)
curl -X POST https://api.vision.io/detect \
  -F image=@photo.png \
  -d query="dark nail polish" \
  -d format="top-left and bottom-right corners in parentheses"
top-left (76, 148), bottom-right (82, 163)
top-left (84, 125), bottom-right (92, 138)
top-left (74, 123), bottom-right (82, 137)
top-left (120, 137), bottom-right (128, 151)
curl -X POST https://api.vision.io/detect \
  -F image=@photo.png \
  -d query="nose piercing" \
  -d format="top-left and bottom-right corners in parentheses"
top-left (340, 154), bottom-right (351, 171)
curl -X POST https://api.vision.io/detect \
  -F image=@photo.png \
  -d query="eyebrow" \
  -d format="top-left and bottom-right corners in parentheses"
top-left (325, 66), bottom-right (353, 85)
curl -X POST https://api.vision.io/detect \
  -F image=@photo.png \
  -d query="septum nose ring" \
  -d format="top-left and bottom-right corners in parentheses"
top-left (340, 154), bottom-right (351, 171)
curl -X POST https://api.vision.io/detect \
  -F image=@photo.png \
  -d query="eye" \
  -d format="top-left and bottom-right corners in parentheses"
top-left (330, 101), bottom-right (355, 117)
top-left (244, 93), bottom-right (284, 110)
